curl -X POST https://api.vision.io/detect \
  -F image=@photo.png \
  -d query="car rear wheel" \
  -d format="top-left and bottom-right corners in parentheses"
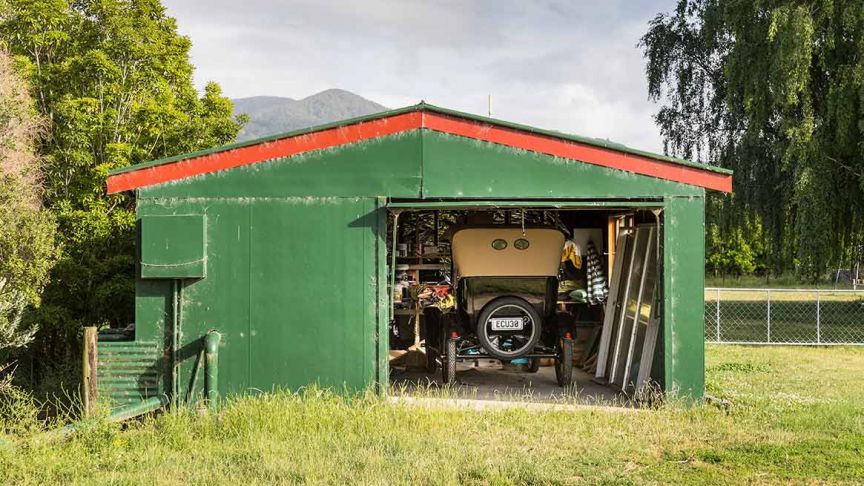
top-left (441, 338), bottom-right (456, 386)
top-left (555, 338), bottom-right (573, 387)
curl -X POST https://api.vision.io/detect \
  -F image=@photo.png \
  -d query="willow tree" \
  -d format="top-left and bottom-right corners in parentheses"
top-left (641, 0), bottom-right (864, 280)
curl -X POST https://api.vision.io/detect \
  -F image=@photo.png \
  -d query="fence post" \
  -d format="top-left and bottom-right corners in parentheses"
top-left (816, 289), bottom-right (821, 344)
top-left (766, 289), bottom-right (771, 343)
top-left (715, 288), bottom-right (721, 342)
top-left (82, 326), bottom-right (98, 417)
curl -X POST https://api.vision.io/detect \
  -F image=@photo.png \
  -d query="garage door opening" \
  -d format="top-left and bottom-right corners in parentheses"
top-left (386, 201), bottom-right (664, 404)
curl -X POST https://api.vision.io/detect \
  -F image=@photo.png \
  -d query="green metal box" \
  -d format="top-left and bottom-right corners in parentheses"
top-left (140, 214), bottom-right (206, 278)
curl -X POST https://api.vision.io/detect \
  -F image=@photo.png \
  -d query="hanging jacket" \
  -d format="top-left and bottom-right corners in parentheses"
top-left (560, 240), bottom-right (582, 270)
top-left (585, 240), bottom-right (608, 305)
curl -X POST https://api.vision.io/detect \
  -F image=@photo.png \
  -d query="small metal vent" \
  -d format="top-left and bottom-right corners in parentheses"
top-left (96, 341), bottom-right (163, 409)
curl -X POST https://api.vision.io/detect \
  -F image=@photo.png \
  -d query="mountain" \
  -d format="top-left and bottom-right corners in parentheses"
top-left (232, 89), bottom-right (389, 142)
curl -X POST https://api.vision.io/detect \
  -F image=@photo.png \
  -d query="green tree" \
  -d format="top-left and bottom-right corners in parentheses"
top-left (743, 212), bottom-right (767, 276)
top-left (0, 0), bottom-right (243, 386)
top-left (706, 225), bottom-right (756, 278)
top-left (0, 47), bottom-right (57, 359)
top-left (641, 0), bottom-right (864, 282)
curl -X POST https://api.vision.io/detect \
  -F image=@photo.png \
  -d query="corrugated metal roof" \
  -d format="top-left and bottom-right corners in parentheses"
top-left (107, 102), bottom-right (732, 193)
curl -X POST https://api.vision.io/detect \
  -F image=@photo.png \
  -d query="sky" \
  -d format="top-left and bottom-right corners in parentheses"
top-left (162, 0), bottom-right (677, 153)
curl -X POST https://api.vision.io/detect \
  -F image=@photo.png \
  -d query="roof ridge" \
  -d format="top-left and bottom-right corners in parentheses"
top-left (109, 103), bottom-right (730, 178)
top-left (106, 103), bottom-right (732, 193)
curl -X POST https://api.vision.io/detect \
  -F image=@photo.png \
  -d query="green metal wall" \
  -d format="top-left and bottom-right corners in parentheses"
top-left (129, 129), bottom-right (707, 401)
top-left (662, 196), bottom-right (706, 399)
top-left (141, 132), bottom-right (423, 199)
top-left (420, 131), bottom-right (702, 199)
top-left (135, 197), bottom-right (386, 400)
top-left (139, 130), bottom-right (702, 201)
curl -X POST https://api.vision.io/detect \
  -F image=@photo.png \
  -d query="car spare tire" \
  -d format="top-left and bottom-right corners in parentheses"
top-left (476, 296), bottom-right (542, 359)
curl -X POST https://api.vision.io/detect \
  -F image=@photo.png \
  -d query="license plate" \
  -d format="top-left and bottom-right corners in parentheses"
top-left (490, 318), bottom-right (524, 331)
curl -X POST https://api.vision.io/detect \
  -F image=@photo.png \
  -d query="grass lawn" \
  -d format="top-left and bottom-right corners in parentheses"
top-left (1, 345), bottom-right (862, 484)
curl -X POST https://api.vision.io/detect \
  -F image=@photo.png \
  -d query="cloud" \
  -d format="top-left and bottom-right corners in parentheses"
top-left (164, 0), bottom-right (676, 153)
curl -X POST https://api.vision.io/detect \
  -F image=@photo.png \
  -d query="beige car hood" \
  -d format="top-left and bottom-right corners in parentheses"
top-left (452, 227), bottom-right (565, 278)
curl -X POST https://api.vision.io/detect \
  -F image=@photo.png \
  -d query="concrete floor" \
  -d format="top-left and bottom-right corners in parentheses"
top-left (390, 358), bottom-right (628, 406)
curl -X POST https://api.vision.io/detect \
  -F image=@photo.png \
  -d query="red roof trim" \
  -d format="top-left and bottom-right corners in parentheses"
top-left (422, 112), bottom-right (732, 193)
top-left (107, 109), bottom-right (731, 194)
top-left (107, 111), bottom-right (423, 194)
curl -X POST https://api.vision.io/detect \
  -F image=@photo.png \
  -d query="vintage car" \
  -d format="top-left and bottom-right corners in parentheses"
top-left (424, 226), bottom-right (574, 386)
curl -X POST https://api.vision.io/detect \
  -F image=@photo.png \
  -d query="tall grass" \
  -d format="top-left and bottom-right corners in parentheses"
top-left (0, 346), bottom-right (862, 484)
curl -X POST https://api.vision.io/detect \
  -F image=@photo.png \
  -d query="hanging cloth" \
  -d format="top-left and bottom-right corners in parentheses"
top-left (558, 240), bottom-right (584, 299)
top-left (584, 240), bottom-right (608, 305)
top-left (561, 240), bottom-right (582, 269)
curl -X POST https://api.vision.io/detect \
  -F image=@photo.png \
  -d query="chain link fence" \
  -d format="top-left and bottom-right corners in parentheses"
top-left (705, 288), bottom-right (864, 345)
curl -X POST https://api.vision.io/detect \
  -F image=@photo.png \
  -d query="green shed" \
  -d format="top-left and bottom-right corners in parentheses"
top-left (100, 103), bottom-right (731, 409)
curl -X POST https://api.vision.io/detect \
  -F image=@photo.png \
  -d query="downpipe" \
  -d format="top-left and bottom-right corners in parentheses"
top-left (100, 395), bottom-right (170, 424)
top-left (24, 394), bottom-right (172, 445)
top-left (204, 330), bottom-right (221, 412)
